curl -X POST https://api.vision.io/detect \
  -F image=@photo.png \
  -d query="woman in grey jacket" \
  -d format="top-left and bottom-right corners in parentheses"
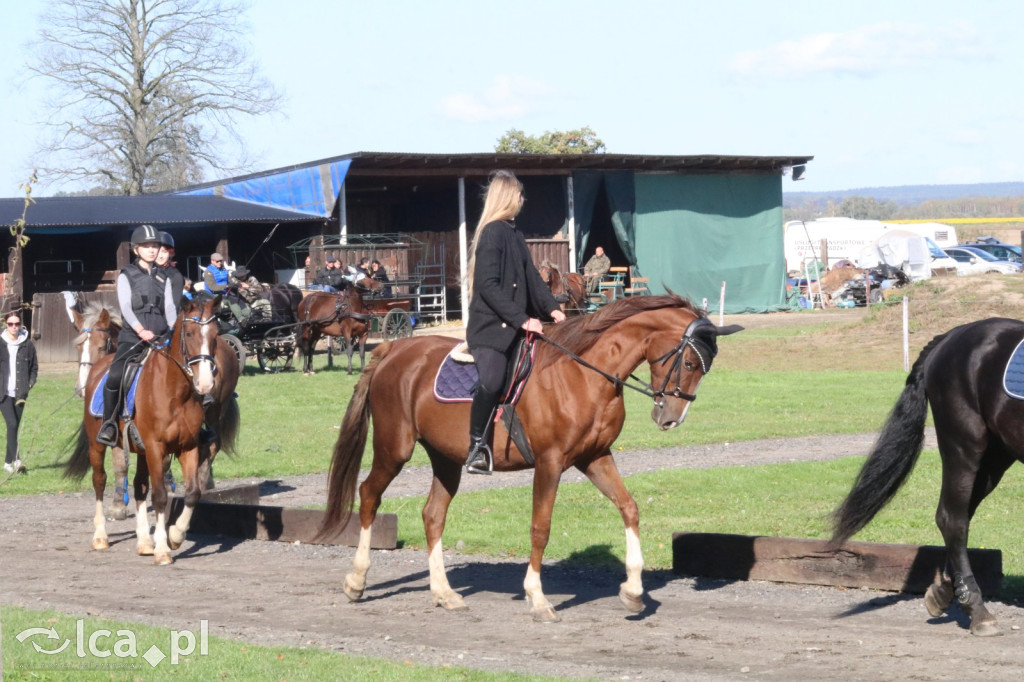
top-left (464, 170), bottom-right (565, 474)
top-left (0, 310), bottom-right (38, 473)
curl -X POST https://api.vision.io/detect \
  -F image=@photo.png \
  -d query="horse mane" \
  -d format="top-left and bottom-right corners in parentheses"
top-left (81, 301), bottom-right (122, 328)
top-left (536, 293), bottom-right (700, 370)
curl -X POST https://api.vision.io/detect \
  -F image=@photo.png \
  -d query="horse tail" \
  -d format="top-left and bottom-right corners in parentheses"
top-left (317, 341), bottom-right (394, 540)
top-left (830, 331), bottom-right (948, 546)
top-left (63, 424), bottom-right (92, 480)
top-left (218, 396), bottom-right (241, 455)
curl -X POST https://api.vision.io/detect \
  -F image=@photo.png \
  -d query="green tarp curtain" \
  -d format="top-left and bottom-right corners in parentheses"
top-left (634, 174), bottom-right (788, 313)
top-left (572, 171), bottom-right (637, 271)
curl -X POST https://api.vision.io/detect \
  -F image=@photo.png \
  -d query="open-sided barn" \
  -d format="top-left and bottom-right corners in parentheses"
top-left (1, 151), bottom-right (811, 360)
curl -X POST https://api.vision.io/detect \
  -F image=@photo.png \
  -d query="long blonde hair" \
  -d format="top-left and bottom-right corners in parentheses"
top-left (466, 170), bottom-right (524, 299)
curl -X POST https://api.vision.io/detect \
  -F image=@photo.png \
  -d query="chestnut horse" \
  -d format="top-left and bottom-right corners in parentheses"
top-left (64, 297), bottom-right (226, 564)
top-left (297, 277), bottom-right (380, 375)
top-left (538, 260), bottom-right (587, 314)
top-left (319, 294), bottom-right (742, 621)
top-left (832, 317), bottom-right (1024, 636)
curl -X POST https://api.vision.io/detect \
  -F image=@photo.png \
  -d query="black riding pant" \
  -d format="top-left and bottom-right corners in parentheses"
top-left (468, 345), bottom-right (511, 439)
top-left (106, 341), bottom-right (144, 395)
top-left (0, 395), bottom-right (24, 464)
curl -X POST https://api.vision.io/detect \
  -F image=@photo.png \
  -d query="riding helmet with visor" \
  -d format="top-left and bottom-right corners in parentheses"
top-left (130, 224), bottom-right (161, 248)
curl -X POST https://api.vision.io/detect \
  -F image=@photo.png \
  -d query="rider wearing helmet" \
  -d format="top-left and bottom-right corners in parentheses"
top-left (96, 225), bottom-right (177, 447)
top-left (156, 231), bottom-right (186, 316)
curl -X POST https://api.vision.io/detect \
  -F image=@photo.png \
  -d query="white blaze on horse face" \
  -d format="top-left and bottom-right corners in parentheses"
top-left (77, 340), bottom-right (93, 398)
top-left (194, 321), bottom-right (216, 395)
top-left (651, 374), bottom-right (704, 430)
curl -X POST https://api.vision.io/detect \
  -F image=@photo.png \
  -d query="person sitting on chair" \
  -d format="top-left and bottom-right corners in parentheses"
top-left (370, 259), bottom-right (392, 297)
top-left (96, 225), bottom-right (177, 447)
top-left (582, 246), bottom-right (611, 293)
top-left (311, 256), bottom-right (345, 292)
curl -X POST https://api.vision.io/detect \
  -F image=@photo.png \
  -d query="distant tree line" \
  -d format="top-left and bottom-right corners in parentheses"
top-left (784, 195), bottom-right (1024, 223)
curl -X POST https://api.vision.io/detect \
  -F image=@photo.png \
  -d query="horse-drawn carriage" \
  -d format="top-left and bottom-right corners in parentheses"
top-left (211, 283), bottom-right (304, 373)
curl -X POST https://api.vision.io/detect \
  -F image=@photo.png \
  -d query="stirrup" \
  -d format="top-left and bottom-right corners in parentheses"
top-left (96, 421), bottom-right (119, 447)
top-left (466, 444), bottom-right (493, 476)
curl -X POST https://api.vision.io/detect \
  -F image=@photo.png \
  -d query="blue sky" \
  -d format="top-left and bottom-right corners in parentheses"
top-left (2, 0), bottom-right (1021, 197)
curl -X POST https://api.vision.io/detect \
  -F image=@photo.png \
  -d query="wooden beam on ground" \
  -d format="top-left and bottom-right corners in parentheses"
top-left (168, 494), bottom-right (397, 549)
top-left (672, 532), bottom-right (1002, 595)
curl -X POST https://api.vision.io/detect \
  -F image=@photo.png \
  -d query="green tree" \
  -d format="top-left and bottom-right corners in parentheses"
top-left (838, 196), bottom-right (898, 220)
top-left (495, 126), bottom-right (606, 154)
top-left (27, 0), bottom-right (281, 195)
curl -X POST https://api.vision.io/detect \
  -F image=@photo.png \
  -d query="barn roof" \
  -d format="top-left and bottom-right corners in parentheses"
top-left (0, 194), bottom-right (322, 234)
top-left (175, 151), bottom-right (814, 190)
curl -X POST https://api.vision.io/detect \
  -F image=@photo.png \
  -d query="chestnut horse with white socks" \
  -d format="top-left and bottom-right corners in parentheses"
top-left (319, 294), bottom-right (742, 621)
top-left (64, 298), bottom-right (224, 565)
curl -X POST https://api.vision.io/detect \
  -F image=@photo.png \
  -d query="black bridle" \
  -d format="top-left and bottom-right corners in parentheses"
top-left (534, 316), bottom-right (716, 402)
top-left (76, 326), bottom-right (116, 370)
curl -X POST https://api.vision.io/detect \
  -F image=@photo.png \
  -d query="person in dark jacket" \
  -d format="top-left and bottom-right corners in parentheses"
top-left (0, 311), bottom-right (37, 473)
top-left (96, 224), bottom-right (178, 447)
top-left (464, 170), bottom-right (566, 474)
top-left (370, 259), bottom-right (392, 297)
top-left (156, 231), bottom-right (186, 315)
top-left (311, 256), bottom-right (346, 292)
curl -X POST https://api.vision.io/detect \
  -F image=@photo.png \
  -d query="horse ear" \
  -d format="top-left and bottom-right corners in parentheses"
top-left (98, 308), bottom-right (110, 324)
top-left (714, 324), bottom-right (744, 337)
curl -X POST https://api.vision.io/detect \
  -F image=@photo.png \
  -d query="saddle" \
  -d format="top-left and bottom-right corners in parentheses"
top-left (433, 338), bottom-right (538, 464)
top-left (90, 350), bottom-right (153, 450)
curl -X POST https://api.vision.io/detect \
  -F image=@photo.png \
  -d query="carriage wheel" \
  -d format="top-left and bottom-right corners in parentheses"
top-left (220, 333), bottom-right (247, 373)
top-left (257, 329), bottom-right (295, 373)
top-left (382, 309), bottom-right (413, 340)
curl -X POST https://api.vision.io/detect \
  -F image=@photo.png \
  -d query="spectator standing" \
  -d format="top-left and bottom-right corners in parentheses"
top-left (0, 311), bottom-right (37, 474)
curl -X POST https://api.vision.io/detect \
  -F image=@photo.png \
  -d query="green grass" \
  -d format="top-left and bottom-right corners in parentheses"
top-left (0, 605), bottom-right (558, 681)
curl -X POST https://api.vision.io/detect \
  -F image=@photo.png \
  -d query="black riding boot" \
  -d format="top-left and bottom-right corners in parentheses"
top-left (465, 388), bottom-right (498, 475)
top-left (96, 385), bottom-right (121, 447)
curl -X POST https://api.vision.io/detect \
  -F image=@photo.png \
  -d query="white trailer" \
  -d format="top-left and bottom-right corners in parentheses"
top-left (784, 218), bottom-right (958, 273)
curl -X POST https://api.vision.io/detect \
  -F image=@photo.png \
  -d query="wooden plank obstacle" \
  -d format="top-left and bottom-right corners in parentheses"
top-left (673, 532), bottom-right (1002, 595)
top-left (168, 484), bottom-right (397, 549)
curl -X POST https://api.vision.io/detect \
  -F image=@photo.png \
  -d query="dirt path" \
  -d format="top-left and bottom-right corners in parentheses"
top-left (5, 430), bottom-right (1024, 681)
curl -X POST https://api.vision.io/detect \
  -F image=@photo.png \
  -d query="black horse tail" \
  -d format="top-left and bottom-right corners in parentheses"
top-left (218, 396), bottom-right (241, 455)
top-left (316, 341), bottom-right (393, 540)
top-left (830, 332), bottom-right (949, 546)
top-left (63, 424), bottom-right (92, 480)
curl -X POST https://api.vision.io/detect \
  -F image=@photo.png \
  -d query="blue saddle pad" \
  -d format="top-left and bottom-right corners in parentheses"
top-left (1003, 338), bottom-right (1024, 400)
top-left (433, 352), bottom-right (477, 403)
top-left (89, 370), bottom-right (142, 418)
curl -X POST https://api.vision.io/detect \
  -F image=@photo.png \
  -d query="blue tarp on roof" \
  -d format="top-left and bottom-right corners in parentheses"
top-left (176, 160), bottom-right (351, 217)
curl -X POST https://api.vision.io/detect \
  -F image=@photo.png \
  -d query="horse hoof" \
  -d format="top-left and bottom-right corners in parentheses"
top-left (92, 538), bottom-right (109, 551)
top-left (531, 605), bottom-right (561, 623)
top-left (924, 583), bottom-right (951, 617)
top-left (137, 542), bottom-right (155, 556)
top-left (154, 553), bottom-right (174, 566)
top-left (618, 588), bottom-right (645, 614)
top-left (434, 593), bottom-right (468, 612)
top-left (106, 505), bottom-right (129, 521)
top-left (971, 620), bottom-right (1002, 637)
top-left (168, 526), bottom-right (185, 549)
top-left (343, 575), bottom-right (364, 602)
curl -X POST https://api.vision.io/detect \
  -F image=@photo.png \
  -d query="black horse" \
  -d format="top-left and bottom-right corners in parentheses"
top-left (831, 317), bottom-right (1024, 636)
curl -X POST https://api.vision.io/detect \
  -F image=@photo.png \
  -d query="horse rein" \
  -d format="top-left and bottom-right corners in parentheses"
top-left (534, 317), bottom-right (715, 402)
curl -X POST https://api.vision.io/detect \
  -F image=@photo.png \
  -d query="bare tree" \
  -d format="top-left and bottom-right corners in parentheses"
top-left (28, 0), bottom-right (281, 195)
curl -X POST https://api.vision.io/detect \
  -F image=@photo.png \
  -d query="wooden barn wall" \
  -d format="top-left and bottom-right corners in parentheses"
top-left (32, 291), bottom-right (119, 364)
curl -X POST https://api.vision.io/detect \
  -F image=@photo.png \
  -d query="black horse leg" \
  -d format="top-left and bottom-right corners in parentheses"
top-left (931, 447), bottom-right (1010, 636)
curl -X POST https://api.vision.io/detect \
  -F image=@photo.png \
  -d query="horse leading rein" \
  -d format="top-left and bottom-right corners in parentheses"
top-left (533, 316), bottom-right (719, 405)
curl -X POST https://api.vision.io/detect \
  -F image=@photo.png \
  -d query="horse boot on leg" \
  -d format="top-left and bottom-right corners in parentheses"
top-left (96, 385), bottom-right (122, 447)
top-left (465, 387), bottom-right (498, 475)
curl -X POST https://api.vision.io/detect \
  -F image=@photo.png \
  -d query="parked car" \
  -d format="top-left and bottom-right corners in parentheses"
top-left (944, 246), bottom-right (1023, 275)
top-left (958, 239), bottom-right (1022, 263)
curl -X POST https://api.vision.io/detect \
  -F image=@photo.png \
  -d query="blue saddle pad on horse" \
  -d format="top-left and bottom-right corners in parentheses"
top-left (1004, 338), bottom-right (1024, 400)
top-left (89, 370), bottom-right (142, 418)
top-left (433, 348), bottom-right (478, 403)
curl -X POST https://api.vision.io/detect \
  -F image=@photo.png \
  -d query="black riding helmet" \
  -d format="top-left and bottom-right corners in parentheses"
top-left (130, 224), bottom-right (161, 247)
top-left (158, 231), bottom-right (175, 249)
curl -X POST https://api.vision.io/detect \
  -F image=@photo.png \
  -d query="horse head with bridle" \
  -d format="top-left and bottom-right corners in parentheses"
top-left (538, 260), bottom-right (588, 314)
top-left (297, 276), bottom-right (381, 375)
top-left (69, 302), bottom-right (122, 399)
top-left (64, 297), bottom-right (235, 565)
top-left (318, 293), bottom-right (742, 622)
